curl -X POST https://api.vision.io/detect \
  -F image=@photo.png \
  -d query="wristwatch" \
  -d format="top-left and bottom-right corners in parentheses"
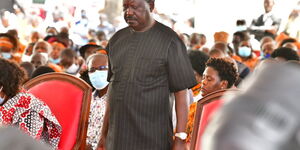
top-left (174, 132), bottom-right (187, 140)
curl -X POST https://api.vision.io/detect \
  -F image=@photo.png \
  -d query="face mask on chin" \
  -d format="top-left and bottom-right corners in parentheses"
top-left (88, 70), bottom-right (109, 90)
top-left (21, 54), bottom-right (31, 62)
top-left (236, 25), bottom-right (247, 32)
top-left (40, 52), bottom-right (49, 62)
top-left (49, 57), bottom-right (61, 64)
top-left (1, 52), bottom-right (12, 59)
top-left (66, 63), bottom-right (79, 74)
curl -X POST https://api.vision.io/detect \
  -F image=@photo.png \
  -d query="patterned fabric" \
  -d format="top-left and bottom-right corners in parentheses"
top-left (187, 83), bottom-right (202, 142)
top-left (191, 83), bottom-right (201, 98)
top-left (86, 92), bottom-right (107, 150)
top-left (186, 102), bottom-right (197, 142)
top-left (0, 92), bottom-right (62, 148)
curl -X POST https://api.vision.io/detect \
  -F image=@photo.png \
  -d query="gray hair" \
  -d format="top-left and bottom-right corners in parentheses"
top-left (33, 40), bottom-right (53, 55)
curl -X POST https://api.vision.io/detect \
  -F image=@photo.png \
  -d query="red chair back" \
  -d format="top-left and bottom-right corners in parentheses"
top-left (24, 73), bottom-right (92, 150)
top-left (190, 89), bottom-right (238, 150)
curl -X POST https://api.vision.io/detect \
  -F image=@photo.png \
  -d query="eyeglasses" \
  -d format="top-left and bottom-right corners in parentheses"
top-left (88, 65), bottom-right (109, 73)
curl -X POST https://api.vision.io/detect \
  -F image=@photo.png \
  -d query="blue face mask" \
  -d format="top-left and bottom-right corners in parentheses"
top-left (236, 25), bottom-right (247, 32)
top-left (49, 58), bottom-right (61, 64)
top-left (1, 52), bottom-right (12, 59)
top-left (264, 53), bottom-right (271, 59)
top-left (238, 46), bottom-right (252, 57)
top-left (88, 70), bottom-right (109, 90)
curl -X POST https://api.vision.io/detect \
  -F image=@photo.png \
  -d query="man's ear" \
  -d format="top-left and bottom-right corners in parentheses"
top-left (149, 1), bottom-right (155, 12)
top-left (220, 80), bottom-right (228, 89)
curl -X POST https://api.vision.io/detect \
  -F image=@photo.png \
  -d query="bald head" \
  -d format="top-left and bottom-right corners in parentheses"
top-left (209, 48), bottom-right (226, 58)
top-left (260, 36), bottom-right (274, 48)
top-left (87, 54), bottom-right (108, 68)
top-left (33, 41), bottom-right (52, 54)
top-left (212, 42), bottom-right (228, 54)
top-left (31, 53), bottom-right (47, 68)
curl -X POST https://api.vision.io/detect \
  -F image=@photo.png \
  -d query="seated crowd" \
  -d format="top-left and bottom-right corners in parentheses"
top-left (1, 4), bottom-right (300, 150)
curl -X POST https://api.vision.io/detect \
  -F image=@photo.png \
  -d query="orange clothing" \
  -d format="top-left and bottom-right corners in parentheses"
top-left (231, 55), bottom-right (242, 62)
top-left (10, 55), bottom-right (21, 64)
top-left (186, 83), bottom-right (202, 142)
top-left (48, 63), bottom-right (62, 72)
top-left (186, 102), bottom-right (197, 142)
top-left (191, 83), bottom-right (201, 97)
top-left (18, 42), bottom-right (26, 54)
top-left (242, 57), bottom-right (259, 71)
top-left (232, 55), bottom-right (259, 71)
top-left (276, 32), bottom-right (289, 46)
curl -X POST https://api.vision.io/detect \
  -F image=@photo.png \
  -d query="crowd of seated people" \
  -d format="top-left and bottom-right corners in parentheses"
top-left (0, 0), bottom-right (300, 149)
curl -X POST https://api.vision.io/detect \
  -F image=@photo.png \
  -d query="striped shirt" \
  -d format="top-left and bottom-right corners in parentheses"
top-left (106, 21), bottom-right (197, 150)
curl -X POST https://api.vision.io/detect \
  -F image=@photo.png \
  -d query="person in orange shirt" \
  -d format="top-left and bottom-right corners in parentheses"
top-left (0, 33), bottom-right (19, 63)
top-left (232, 40), bottom-right (259, 71)
top-left (6, 29), bottom-right (26, 62)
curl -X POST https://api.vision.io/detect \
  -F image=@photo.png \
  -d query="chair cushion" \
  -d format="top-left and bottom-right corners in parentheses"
top-left (28, 80), bottom-right (83, 150)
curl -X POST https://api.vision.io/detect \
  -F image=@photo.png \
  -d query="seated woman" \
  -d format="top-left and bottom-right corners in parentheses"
top-left (0, 58), bottom-right (62, 148)
top-left (85, 54), bottom-right (109, 150)
top-left (186, 50), bottom-right (209, 142)
top-left (200, 58), bottom-right (238, 97)
top-left (186, 58), bottom-right (238, 144)
top-left (190, 58), bottom-right (238, 149)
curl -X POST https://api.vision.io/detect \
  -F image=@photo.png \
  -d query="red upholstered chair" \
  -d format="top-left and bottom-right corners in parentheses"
top-left (190, 89), bottom-right (238, 150)
top-left (24, 72), bottom-right (92, 150)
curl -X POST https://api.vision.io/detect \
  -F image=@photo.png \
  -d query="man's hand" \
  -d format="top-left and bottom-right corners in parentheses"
top-left (173, 89), bottom-right (189, 150)
top-left (172, 138), bottom-right (187, 150)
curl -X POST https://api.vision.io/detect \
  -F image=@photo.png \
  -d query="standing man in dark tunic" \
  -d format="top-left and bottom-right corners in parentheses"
top-left (98, 0), bottom-right (197, 149)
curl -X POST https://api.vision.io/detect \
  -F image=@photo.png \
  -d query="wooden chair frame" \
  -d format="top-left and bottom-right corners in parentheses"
top-left (189, 89), bottom-right (238, 150)
top-left (23, 72), bottom-right (92, 150)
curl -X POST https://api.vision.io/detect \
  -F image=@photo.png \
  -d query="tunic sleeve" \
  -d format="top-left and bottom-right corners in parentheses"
top-left (106, 43), bottom-right (113, 82)
top-left (18, 110), bottom-right (60, 148)
top-left (167, 38), bottom-right (197, 92)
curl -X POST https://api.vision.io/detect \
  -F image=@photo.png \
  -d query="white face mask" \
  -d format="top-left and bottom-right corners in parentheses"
top-left (0, 87), bottom-right (5, 104)
top-left (40, 52), bottom-right (49, 62)
top-left (21, 54), bottom-right (32, 62)
top-left (236, 25), bottom-right (247, 32)
top-left (66, 63), bottom-right (79, 74)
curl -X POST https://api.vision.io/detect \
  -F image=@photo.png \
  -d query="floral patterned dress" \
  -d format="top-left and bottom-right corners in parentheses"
top-left (0, 92), bottom-right (62, 148)
top-left (86, 92), bottom-right (107, 150)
